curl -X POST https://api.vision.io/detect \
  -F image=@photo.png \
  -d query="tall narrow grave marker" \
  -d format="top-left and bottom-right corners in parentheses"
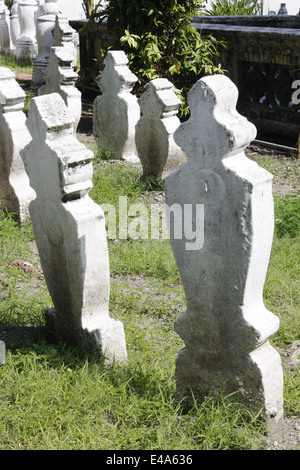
top-left (163, 75), bottom-right (284, 431)
top-left (52, 14), bottom-right (78, 68)
top-left (0, 1), bottom-right (11, 55)
top-left (10, 0), bottom-right (21, 56)
top-left (135, 78), bottom-right (184, 178)
top-left (22, 93), bottom-right (127, 365)
top-left (39, 46), bottom-right (81, 132)
top-left (0, 67), bottom-right (34, 222)
top-left (93, 51), bottom-right (140, 162)
top-left (32, 0), bottom-right (60, 86)
top-left (15, 0), bottom-right (38, 62)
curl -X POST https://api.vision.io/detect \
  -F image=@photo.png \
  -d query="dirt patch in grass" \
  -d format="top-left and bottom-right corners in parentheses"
top-left (247, 145), bottom-right (300, 197)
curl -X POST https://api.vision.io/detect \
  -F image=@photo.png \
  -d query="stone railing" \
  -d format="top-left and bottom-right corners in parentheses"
top-left (192, 15), bottom-right (300, 146)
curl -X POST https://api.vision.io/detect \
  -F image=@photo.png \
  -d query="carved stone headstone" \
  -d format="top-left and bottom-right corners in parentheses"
top-left (136, 78), bottom-right (184, 178)
top-left (16, 0), bottom-right (38, 62)
top-left (39, 46), bottom-right (81, 132)
top-left (163, 75), bottom-right (284, 430)
top-left (32, 0), bottom-right (60, 86)
top-left (0, 67), bottom-right (35, 222)
top-left (0, 1), bottom-right (11, 55)
top-left (93, 51), bottom-right (140, 162)
top-left (52, 13), bottom-right (78, 68)
top-left (21, 93), bottom-right (127, 364)
top-left (10, 0), bottom-right (21, 55)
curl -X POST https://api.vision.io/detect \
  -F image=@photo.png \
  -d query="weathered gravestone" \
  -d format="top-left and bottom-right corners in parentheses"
top-left (163, 75), bottom-right (284, 431)
top-left (21, 93), bottom-right (128, 365)
top-left (0, 67), bottom-right (35, 222)
top-left (135, 78), bottom-right (185, 178)
top-left (52, 14), bottom-right (78, 68)
top-left (15, 0), bottom-right (38, 62)
top-left (93, 51), bottom-right (140, 162)
top-left (10, 0), bottom-right (21, 56)
top-left (39, 46), bottom-right (81, 132)
top-left (0, 0), bottom-right (11, 55)
top-left (32, 0), bottom-right (60, 86)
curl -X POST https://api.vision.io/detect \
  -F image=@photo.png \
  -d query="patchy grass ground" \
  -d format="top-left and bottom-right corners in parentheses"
top-left (0, 65), bottom-right (299, 449)
top-left (1, 130), bottom-right (299, 449)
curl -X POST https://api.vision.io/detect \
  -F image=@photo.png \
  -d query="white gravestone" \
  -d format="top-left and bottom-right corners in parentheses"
top-left (39, 46), bottom-right (81, 132)
top-left (0, 67), bottom-right (35, 222)
top-left (32, 0), bottom-right (60, 86)
top-left (0, 1), bottom-right (11, 55)
top-left (21, 93), bottom-right (127, 365)
top-left (163, 75), bottom-right (284, 431)
top-left (10, 0), bottom-right (21, 55)
top-left (52, 14), bottom-right (78, 68)
top-left (16, 0), bottom-right (38, 62)
top-left (93, 51), bottom-right (140, 163)
top-left (135, 78), bottom-right (185, 178)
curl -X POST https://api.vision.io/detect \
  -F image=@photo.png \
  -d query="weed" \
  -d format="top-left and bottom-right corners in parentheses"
top-left (274, 194), bottom-right (300, 238)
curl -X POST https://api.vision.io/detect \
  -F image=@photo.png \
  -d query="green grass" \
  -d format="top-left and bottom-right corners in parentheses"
top-left (0, 55), bottom-right (32, 74)
top-left (0, 212), bottom-right (49, 329)
top-left (90, 161), bottom-right (177, 280)
top-left (0, 146), bottom-right (300, 449)
top-left (274, 194), bottom-right (300, 239)
top-left (204, 0), bottom-right (261, 15)
top-left (90, 159), bottom-right (163, 206)
top-left (264, 221), bottom-right (300, 347)
top-left (0, 344), bottom-right (265, 450)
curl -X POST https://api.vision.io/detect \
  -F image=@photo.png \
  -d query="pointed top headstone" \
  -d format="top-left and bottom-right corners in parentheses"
top-left (96, 50), bottom-right (138, 94)
top-left (93, 51), bottom-right (140, 162)
top-left (38, 45), bottom-right (81, 132)
top-left (0, 67), bottom-right (34, 222)
top-left (21, 93), bottom-right (128, 364)
top-left (135, 77), bottom-right (184, 178)
top-left (174, 75), bottom-right (256, 169)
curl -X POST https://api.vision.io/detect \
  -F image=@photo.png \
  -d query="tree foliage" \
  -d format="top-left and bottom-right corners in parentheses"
top-left (204, 0), bottom-right (261, 16)
top-left (82, 0), bottom-right (96, 18)
top-left (82, 0), bottom-right (224, 117)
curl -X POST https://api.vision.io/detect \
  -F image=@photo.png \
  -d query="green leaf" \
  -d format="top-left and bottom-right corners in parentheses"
top-left (120, 30), bottom-right (140, 49)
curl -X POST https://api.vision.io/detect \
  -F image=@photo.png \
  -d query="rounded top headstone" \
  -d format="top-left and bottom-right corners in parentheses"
top-left (174, 75), bottom-right (256, 166)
